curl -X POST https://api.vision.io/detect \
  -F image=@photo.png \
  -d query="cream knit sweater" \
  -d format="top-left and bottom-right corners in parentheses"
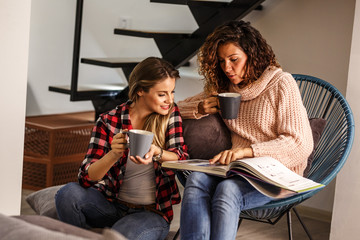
top-left (177, 67), bottom-right (314, 176)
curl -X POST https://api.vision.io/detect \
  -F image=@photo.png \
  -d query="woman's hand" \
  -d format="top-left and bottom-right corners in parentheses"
top-left (198, 94), bottom-right (219, 115)
top-left (209, 147), bottom-right (254, 165)
top-left (110, 130), bottom-right (128, 158)
top-left (129, 144), bottom-right (160, 165)
top-left (89, 129), bottom-right (129, 181)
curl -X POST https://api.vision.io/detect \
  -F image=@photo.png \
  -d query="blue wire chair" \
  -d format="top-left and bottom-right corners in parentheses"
top-left (238, 74), bottom-right (355, 239)
top-left (174, 74), bottom-right (354, 240)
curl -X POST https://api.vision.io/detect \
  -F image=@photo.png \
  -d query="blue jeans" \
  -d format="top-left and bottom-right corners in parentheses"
top-left (180, 172), bottom-right (272, 240)
top-left (55, 182), bottom-right (169, 240)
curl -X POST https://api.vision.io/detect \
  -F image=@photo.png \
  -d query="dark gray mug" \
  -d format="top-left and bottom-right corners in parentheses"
top-left (128, 129), bottom-right (154, 158)
top-left (218, 93), bottom-right (241, 119)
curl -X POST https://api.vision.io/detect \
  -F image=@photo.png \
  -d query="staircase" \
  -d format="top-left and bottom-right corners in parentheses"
top-left (49, 0), bottom-right (265, 117)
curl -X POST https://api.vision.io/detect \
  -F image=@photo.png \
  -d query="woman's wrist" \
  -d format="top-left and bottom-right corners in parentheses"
top-left (233, 147), bottom-right (254, 159)
top-left (244, 147), bottom-right (254, 158)
top-left (108, 150), bottom-right (123, 161)
top-left (153, 146), bottom-right (163, 162)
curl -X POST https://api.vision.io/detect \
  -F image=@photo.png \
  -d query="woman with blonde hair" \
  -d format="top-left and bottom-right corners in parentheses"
top-left (55, 57), bottom-right (189, 240)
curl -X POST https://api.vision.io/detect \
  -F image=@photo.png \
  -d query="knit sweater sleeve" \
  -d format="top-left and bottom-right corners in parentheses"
top-left (176, 92), bottom-right (209, 119)
top-left (250, 74), bottom-right (314, 174)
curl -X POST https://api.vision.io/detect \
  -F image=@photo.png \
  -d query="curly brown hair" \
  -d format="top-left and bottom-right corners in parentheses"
top-left (198, 20), bottom-right (281, 94)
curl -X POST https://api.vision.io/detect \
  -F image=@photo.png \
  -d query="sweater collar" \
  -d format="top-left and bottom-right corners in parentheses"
top-left (229, 66), bottom-right (282, 101)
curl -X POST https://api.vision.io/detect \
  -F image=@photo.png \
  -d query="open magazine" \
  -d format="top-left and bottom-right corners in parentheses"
top-left (162, 156), bottom-right (325, 199)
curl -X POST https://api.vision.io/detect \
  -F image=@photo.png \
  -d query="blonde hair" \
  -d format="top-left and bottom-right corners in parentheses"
top-left (128, 57), bottom-right (180, 148)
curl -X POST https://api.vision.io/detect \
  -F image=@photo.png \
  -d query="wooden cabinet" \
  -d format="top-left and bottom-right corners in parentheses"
top-left (23, 111), bottom-right (95, 190)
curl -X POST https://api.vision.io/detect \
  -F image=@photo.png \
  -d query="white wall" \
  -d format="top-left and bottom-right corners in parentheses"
top-left (330, 0), bottom-right (360, 239)
top-left (27, 0), bottom-right (198, 116)
top-left (0, 0), bottom-right (31, 215)
top-left (245, 0), bottom-right (354, 95)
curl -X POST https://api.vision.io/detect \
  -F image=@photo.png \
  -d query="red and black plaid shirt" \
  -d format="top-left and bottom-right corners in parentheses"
top-left (78, 101), bottom-right (189, 223)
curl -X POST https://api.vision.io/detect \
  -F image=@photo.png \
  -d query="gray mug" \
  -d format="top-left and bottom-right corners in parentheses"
top-left (128, 129), bottom-right (154, 158)
top-left (218, 93), bottom-right (241, 119)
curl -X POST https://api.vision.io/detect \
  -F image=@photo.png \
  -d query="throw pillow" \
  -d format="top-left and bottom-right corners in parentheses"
top-left (25, 184), bottom-right (64, 219)
top-left (304, 118), bottom-right (327, 177)
top-left (182, 113), bottom-right (232, 159)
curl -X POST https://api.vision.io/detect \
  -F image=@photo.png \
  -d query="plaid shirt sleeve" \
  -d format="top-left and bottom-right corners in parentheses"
top-left (78, 106), bottom-right (126, 189)
top-left (78, 117), bottom-right (110, 187)
top-left (165, 103), bottom-right (189, 160)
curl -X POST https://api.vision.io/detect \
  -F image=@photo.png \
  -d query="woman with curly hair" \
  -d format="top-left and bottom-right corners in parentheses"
top-left (177, 20), bottom-right (313, 239)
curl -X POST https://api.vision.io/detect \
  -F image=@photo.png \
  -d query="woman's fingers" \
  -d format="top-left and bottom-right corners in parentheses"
top-left (210, 152), bottom-right (224, 164)
top-left (210, 150), bottom-right (238, 165)
top-left (129, 145), bottom-right (155, 165)
top-left (218, 151), bottom-right (232, 165)
top-left (129, 156), bottom-right (141, 164)
top-left (112, 137), bottom-right (128, 146)
top-left (129, 155), bottom-right (152, 165)
top-left (203, 97), bottom-right (218, 108)
top-left (202, 96), bottom-right (219, 114)
top-left (111, 130), bottom-right (129, 155)
top-left (111, 137), bottom-right (128, 150)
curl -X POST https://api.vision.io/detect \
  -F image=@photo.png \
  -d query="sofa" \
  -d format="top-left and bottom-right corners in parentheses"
top-left (1, 113), bottom-right (325, 240)
top-left (0, 211), bottom-right (127, 240)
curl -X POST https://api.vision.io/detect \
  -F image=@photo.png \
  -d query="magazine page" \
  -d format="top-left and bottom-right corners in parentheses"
top-left (233, 173), bottom-right (298, 199)
top-left (162, 157), bottom-right (324, 194)
top-left (233, 157), bottom-right (324, 192)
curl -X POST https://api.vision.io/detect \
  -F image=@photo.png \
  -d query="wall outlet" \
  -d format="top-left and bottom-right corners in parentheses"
top-left (119, 17), bottom-right (131, 29)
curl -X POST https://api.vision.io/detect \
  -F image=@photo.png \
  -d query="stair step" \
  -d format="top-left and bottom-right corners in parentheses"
top-left (114, 29), bottom-right (192, 39)
top-left (151, 0), bottom-right (231, 5)
top-left (49, 84), bottom-right (127, 101)
top-left (150, 0), bottom-right (189, 4)
top-left (151, 0), bottom-right (263, 9)
top-left (50, 0), bottom-right (264, 102)
top-left (81, 57), bottom-right (144, 68)
top-left (151, 0), bottom-right (235, 7)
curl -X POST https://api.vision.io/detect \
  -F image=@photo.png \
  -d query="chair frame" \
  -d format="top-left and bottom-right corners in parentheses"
top-left (238, 74), bottom-right (355, 239)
